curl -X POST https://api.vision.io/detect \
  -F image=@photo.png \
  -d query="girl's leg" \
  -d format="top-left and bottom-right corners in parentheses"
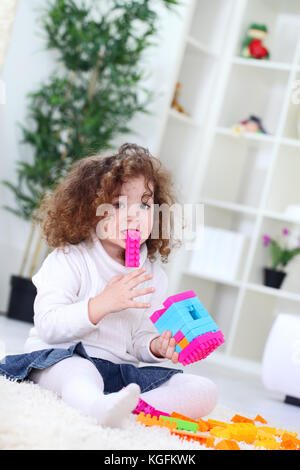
top-left (140, 373), bottom-right (217, 419)
top-left (29, 355), bottom-right (140, 428)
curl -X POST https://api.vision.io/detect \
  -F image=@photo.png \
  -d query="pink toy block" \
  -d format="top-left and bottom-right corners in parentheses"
top-left (179, 330), bottom-right (224, 366)
top-left (125, 229), bottom-right (141, 267)
top-left (173, 331), bottom-right (184, 343)
top-left (163, 290), bottom-right (196, 309)
top-left (150, 307), bottom-right (167, 323)
top-left (132, 398), bottom-right (170, 418)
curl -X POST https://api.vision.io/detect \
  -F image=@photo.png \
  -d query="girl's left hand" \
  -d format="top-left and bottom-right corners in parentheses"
top-left (150, 330), bottom-right (179, 364)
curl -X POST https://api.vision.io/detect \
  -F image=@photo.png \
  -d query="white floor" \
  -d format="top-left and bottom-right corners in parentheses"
top-left (1, 315), bottom-right (300, 432)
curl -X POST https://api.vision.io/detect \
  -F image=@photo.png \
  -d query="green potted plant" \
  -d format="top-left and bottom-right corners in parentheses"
top-left (262, 228), bottom-right (300, 289)
top-left (2, 0), bottom-right (179, 323)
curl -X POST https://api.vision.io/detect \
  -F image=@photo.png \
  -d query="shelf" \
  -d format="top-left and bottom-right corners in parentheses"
top-left (185, 35), bottom-right (218, 58)
top-left (176, 41), bottom-right (217, 124)
top-left (182, 269), bottom-right (242, 289)
top-left (168, 107), bottom-right (201, 129)
top-left (188, 0), bottom-right (232, 57)
top-left (218, 62), bottom-right (289, 136)
top-left (263, 210), bottom-right (300, 224)
top-left (205, 350), bottom-right (262, 377)
top-left (232, 56), bottom-right (292, 71)
top-left (202, 198), bottom-right (258, 216)
top-left (216, 126), bottom-right (276, 144)
top-left (246, 283), bottom-right (300, 303)
top-left (265, 144), bottom-right (300, 213)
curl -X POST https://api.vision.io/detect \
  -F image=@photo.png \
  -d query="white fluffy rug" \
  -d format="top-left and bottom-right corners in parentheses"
top-left (0, 376), bottom-right (295, 450)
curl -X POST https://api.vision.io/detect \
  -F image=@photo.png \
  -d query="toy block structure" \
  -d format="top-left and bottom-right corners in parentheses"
top-left (136, 412), bottom-right (177, 431)
top-left (125, 229), bottom-right (140, 267)
top-left (150, 290), bottom-right (224, 365)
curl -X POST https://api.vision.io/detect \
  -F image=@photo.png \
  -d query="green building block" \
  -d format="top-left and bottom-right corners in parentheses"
top-left (159, 415), bottom-right (198, 433)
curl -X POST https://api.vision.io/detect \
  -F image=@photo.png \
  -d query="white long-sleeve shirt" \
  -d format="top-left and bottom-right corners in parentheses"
top-left (24, 233), bottom-right (169, 365)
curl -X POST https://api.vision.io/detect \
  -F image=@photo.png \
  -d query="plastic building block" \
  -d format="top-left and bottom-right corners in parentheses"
top-left (171, 429), bottom-right (214, 448)
top-left (210, 426), bottom-right (231, 439)
top-left (254, 439), bottom-right (280, 450)
top-left (257, 429), bottom-right (277, 441)
top-left (125, 229), bottom-right (140, 267)
top-left (150, 290), bottom-right (224, 365)
top-left (215, 439), bottom-right (240, 450)
top-left (280, 433), bottom-right (300, 450)
top-left (159, 415), bottom-right (198, 433)
top-left (132, 398), bottom-right (170, 418)
top-left (197, 419), bottom-right (210, 432)
top-left (231, 414), bottom-right (255, 424)
top-left (227, 423), bottom-right (257, 444)
top-left (170, 412), bottom-right (199, 424)
top-left (206, 419), bottom-right (228, 429)
top-left (136, 412), bottom-right (177, 431)
top-left (255, 414), bottom-right (268, 424)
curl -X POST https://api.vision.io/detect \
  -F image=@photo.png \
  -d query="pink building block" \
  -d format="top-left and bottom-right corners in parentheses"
top-left (132, 398), bottom-right (170, 418)
top-left (125, 229), bottom-right (141, 267)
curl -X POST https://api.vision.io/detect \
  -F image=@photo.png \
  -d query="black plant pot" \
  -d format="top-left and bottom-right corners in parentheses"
top-left (7, 275), bottom-right (36, 323)
top-left (263, 268), bottom-right (286, 289)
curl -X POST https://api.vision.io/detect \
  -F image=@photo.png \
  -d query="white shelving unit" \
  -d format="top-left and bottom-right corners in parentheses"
top-left (155, 0), bottom-right (300, 375)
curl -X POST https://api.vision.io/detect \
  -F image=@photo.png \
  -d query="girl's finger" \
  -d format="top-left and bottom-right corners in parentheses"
top-left (171, 351), bottom-right (179, 364)
top-left (165, 337), bottom-right (176, 359)
top-left (129, 300), bottom-right (151, 309)
top-left (123, 267), bottom-right (146, 283)
top-left (128, 273), bottom-right (153, 288)
top-left (129, 287), bottom-right (155, 299)
top-left (161, 331), bottom-right (171, 355)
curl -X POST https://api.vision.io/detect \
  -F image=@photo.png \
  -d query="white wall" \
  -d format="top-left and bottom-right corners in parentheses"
top-left (0, 0), bottom-right (190, 312)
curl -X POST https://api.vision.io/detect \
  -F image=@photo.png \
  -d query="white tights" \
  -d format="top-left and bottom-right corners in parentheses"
top-left (29, 356), bottom-right (217, 428)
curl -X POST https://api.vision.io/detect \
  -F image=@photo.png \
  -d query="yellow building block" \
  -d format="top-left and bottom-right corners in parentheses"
top-left (227, 423), bottom-right (257, 444)
top-left (210, 426), bottom-right (231, 439)
top-left (257, 429), bottom-right (277, 441)
top-left (207, 419), bottom-right (228, 429)
top-left (255, 439), bottom-right (280, 450)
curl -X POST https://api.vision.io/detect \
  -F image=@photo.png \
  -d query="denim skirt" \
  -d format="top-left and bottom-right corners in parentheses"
top-left (0, 341), bottom-right (183, 394)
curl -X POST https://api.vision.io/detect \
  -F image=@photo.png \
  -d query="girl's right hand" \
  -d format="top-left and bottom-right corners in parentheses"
top-left (88, 267), bottom-right (155, 325)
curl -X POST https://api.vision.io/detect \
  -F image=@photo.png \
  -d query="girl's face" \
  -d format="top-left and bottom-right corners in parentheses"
top-left (98, 175), bottom-right (154, 258)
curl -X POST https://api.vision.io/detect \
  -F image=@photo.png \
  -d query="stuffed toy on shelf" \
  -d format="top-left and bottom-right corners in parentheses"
top-left (171, 82), bottom-right (189, 116)
top-left (241, 23), bottom-right (270, 60)
top-left (233, 115), bottom-right (269, 136)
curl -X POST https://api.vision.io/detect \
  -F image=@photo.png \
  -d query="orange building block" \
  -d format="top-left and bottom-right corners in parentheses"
top-left (197, 419), bottom-right (210, 432)
top-left (255, 414), bottom-right (268, 424)
top-left (171, 429), bottom-right (214, 448)
top-left (280, 433), bottom-right (300, 450)
top-left (227, 423), bottom-right (257, 444)
top-left (136, 412), bottom-right (177, 431)
top-left (231, 414), bottom-right (254, 424)
top-left (215, 439), bottom-right (240, 450)
top-left (178, 337), bottom-right (189, 350)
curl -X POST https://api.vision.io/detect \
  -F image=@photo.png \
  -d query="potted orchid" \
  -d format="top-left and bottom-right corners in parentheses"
top-left (262, 228), bottom-right (300, 288)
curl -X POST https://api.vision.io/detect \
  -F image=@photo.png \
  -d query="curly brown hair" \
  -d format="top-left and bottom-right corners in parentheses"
top-left (36, 143), bottom-right (182, 263)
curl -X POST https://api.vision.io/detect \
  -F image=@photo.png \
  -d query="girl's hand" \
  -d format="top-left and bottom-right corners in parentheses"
top-left (88, 266), bottom-right (155, 324)
top-left (150, 330), bottom-right (179, 364)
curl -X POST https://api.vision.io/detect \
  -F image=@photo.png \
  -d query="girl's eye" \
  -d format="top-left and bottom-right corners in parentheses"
top-left (113, 202), bottom-right (125, 209)
top-left (141, 202), bottom-right (150, 210)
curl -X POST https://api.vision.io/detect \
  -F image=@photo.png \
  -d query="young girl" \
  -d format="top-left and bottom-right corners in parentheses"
top-left (0, 143), bottom-right (217, 428)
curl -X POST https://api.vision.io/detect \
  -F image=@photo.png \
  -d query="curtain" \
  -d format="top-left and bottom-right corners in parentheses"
top-left (0, 0), bottom-right (19, 76)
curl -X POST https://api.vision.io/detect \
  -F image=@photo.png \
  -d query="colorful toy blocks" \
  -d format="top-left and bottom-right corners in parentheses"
top-left (150, 290), bottom-right (224, 365)
top-left (136, 409), bottom-right (300, 450)
top-left (125, 229), bottom-right (140, 267)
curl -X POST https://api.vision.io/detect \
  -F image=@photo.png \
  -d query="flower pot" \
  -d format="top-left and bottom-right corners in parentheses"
top-left (263, 268), bottom-right (286, 289)
top-left (6, 275), bottom-right (36, 323)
